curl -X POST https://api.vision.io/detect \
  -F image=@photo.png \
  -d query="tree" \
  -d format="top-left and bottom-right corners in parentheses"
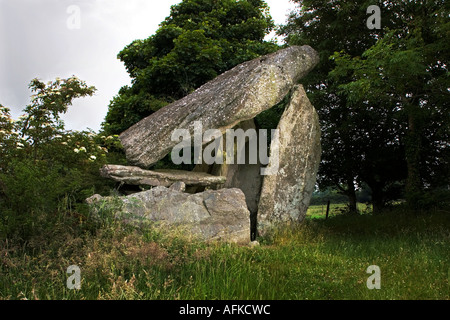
top-left (280, 0), bottom-right (392, 213)
top-left (0, 77), bottom-right (121, 239)
top-left (331, 1), bottom-right (449, 208)
top-left (103, 0), bottom-right (278, 135)
top-left (281, 0), bottom-right (449, 211)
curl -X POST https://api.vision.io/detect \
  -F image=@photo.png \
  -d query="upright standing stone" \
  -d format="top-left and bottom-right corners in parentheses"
top-left (257, 85), bottom-right (321, 235)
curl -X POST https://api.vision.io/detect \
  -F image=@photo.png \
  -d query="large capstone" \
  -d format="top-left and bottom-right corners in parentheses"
top-left (120, 45), bottom-right (320, 168)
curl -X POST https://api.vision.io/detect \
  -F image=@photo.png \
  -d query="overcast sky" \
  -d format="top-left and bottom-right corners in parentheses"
top-left (0, 0), bottom-right (296, 132)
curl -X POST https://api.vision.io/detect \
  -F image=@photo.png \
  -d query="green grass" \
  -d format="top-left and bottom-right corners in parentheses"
top-left (306, 203), bottom-right (372, 219)
top-left (1, 205), bottom-right (449, 300)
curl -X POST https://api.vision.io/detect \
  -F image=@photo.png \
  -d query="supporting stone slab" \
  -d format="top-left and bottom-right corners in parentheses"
top-left (257, 85), bottom-right (321, 235)
top-left (100, 164), bottom-right (226, 188)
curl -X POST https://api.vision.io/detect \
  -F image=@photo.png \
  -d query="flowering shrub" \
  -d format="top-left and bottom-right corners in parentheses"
top-left (0, 77), bottom-right (125, 239)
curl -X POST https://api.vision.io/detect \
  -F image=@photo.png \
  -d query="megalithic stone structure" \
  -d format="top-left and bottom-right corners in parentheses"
top-left (119, 45), bottom-right (320, 168)
top-left (96, 46), bottom-right (322, 243)
top-left (257, 85), bottom-right (321, 236)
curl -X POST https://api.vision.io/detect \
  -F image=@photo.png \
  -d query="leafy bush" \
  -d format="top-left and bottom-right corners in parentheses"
top-left (416, 189), bottom-right (450, 211)
top-left (0, 77), bottom-right (124, 240)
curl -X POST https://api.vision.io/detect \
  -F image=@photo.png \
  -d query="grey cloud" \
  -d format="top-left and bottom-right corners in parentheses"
top-left (0, 0), bottom-right (292, 132)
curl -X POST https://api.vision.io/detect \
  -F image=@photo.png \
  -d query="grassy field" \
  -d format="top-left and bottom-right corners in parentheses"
top-left (306, 203), bottom-right (372, 219)
top-left (0, 204), bottom-right (448, 300)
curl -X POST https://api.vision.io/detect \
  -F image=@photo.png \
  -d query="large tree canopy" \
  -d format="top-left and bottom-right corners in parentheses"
top-left (280, 0), bottom-right (390, 212)
top-left (103, 0), bottom-right (278, 135)
top-left (331, 2), bottom-right (449, 207)
top-left (281, 0), bottom-right (449, 211)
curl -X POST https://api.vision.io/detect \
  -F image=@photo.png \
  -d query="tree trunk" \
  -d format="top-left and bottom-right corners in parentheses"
top-left (370, 183), bottom-right (385, 214)
top-left (405, 111), bottom-right (422, 208)
top-left (347, 178), bottom-right (358, 214)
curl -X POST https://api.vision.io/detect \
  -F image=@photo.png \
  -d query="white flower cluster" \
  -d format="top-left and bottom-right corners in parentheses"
top-left (73, 147), bottom-right (85, 154)
top-left (0, 112), bottom-right (14, 124)
top-left (0, 129), bottom-right (19, 136)
top-left (16, 142), bottom-right (25, 150)
top-left (100, 135), bottom-right (117, 141)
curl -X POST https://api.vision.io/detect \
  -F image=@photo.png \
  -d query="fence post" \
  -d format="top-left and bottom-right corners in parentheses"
top-left (326, 200), bottom-right (331, 220)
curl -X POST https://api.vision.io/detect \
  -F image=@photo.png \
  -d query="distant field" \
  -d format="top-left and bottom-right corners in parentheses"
top-left (307, 203), bottom-right (372, 219)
